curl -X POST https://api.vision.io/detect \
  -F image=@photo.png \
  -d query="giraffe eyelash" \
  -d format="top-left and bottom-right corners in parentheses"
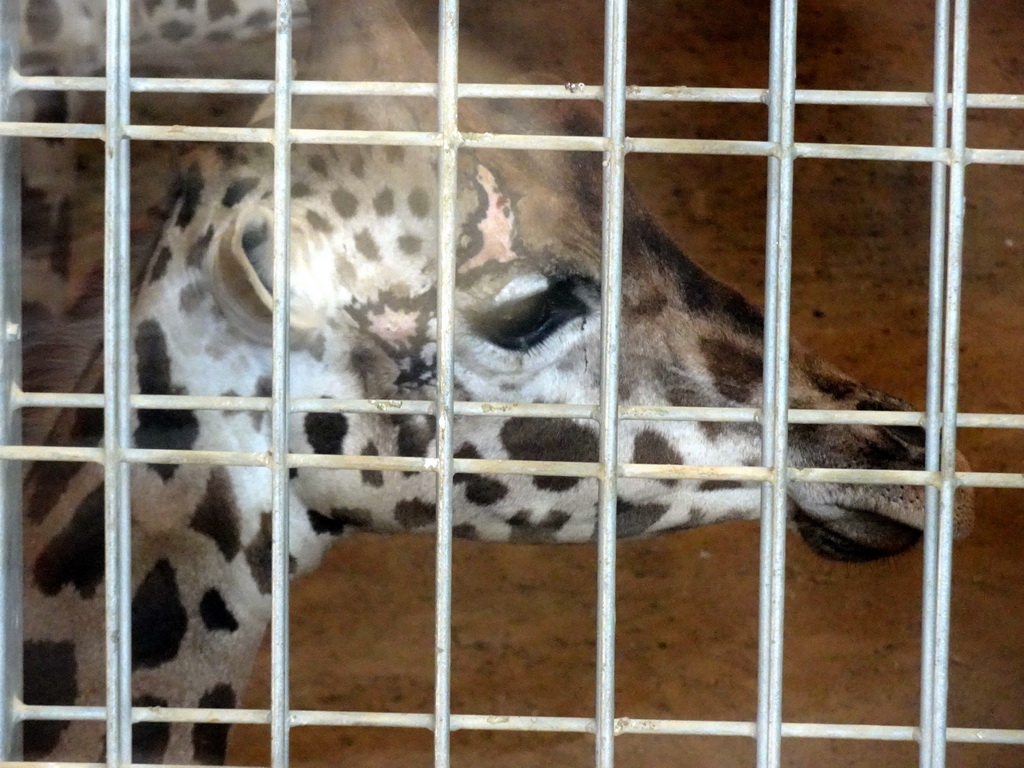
top-left (472, 275), bottom-right (595, 353)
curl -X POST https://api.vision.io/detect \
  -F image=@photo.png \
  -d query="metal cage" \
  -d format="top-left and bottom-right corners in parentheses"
top-left (0, 0), bottom-right (1022, 766)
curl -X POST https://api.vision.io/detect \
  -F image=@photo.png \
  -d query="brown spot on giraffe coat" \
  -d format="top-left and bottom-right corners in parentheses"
top-left (617, 500), bottom-right (670, 537)
top-left (499, 418), bottom-right (598, 491)
top-left (632, 429), bottom-right (685, 486)
top-left (22, 640), bottom-right (77, 759)
top-left (507, 509), bottom-right (572, 543)
top-left (133, 319), bottom-right (200, 481)
top-left (131, 559), bottom-right (189, 670)
top-left (132, 694), bottom-right (171, 763)
top-left (699, 335), bottom-right (762, 404)
top-left (25, 0), bottom-right (61, 44)
top-left (189, 468), bottom-right (242, 560)
top-left (394, 498), bottom-right (435, 529)
top-left (199, 588), bottom-right (239, 633)
top-left (192, 684), bottom-right (236, 764)
top-left (34, 485), bottom-right (105, 598)
top-left (304, 410), bottom-right (349, 455)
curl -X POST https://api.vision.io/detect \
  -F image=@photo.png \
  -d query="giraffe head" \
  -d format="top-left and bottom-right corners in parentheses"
top-left (127, 0), bottom-right (972, 570)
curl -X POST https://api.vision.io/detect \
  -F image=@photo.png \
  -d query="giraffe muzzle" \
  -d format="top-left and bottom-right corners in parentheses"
top-left (791, 504), bottom-right (922, 562)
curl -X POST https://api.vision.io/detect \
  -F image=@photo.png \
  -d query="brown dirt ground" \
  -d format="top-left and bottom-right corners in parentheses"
top-left (39, 0), bottom-right (1024, 766)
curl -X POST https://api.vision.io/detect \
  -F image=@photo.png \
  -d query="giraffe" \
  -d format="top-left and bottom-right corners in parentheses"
top-left (14, 0), bottom-right (975, 763)
top-left (17, 0), bottom-right (311, 314)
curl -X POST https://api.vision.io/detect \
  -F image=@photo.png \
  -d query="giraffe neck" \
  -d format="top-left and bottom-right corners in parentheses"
top-left (24, 457), bottom-right (277, 762)
top-left (20, 136), bottom-right (446, 761)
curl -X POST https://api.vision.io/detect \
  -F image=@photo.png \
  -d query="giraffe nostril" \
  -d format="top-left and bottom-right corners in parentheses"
top-left (888, 428), bottom-right (929, 450)
top-left (855, 394), bottom-right (927, 450)
top-left (884, 424), bottom-right (927, 449)
top-left (856, 394), bottom-right (913, 414)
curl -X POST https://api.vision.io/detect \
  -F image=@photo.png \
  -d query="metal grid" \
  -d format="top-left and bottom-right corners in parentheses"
top-left (0, 0), bottom-right (1023, 767)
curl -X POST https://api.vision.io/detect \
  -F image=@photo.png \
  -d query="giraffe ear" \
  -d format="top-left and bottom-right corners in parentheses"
top-left (210, 213), bottom-right (275, 343)
top-left (210, 212), bottom-right (323, 344)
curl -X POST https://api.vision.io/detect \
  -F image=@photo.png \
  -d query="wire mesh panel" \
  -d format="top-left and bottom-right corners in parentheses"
top-left (0, 0), bottom-right (1022, 767)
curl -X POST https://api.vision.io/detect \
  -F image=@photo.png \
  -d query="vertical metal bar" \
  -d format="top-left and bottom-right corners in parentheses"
top-left (756, 0), bottom-right (798, 766)
top-left (434, 2), bottom-right (459, 766)
top-left (102, 0), bottom-right (134, 761)
top-left (270, 0), bottom-right (295, 764)
top-left (595, 0), bottom-right (629, 766)
top-left (0, 0), bottom-right (23, 755)
top-left (921, 0), bottom-right (969, 765)
top-left (919, 0), bottom-right (951, 764)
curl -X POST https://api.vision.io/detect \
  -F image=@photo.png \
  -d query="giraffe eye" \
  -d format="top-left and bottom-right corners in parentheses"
top-left (474, 276), bottom-right (594, 352)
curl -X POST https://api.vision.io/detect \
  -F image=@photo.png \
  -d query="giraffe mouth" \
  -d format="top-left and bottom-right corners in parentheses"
top-left (792, 506), bottom-right (922, 562)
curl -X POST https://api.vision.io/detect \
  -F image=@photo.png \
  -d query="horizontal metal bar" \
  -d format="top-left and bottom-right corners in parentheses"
top-left (289, 452), bottom-right (429, 473)
top-left (17, 390), bottom-right (579, 417)
top-left (461, 132), bottom-right (605, 152)
top-left (790, 467), bottom-right (934, 487)
top-left (633, 138), bottom-right (949, 163)
top-left (954, 412), bottom-right (1024, 429)
top-left (16, 703), bottom-right (267, 725)
top-left (794, 89), bottom-right (1024, 110)
top-left (9, 124), bottom-right (442, 147)
top-left (623, 464), bottom-right (770, 482)
top-left (625, 405), bottom-right (758, 422)
top-left (793, 143), bottom-right (946, 162)
top-left (16, 390), bottom-right (447, 415)
top-left (288, 128), bottom-right (441, 147)
top-left (965, 147), bottom-right (1024, 166)
top-left (452, 457), bottom-right (597, 478)
top-left (16, 390), bottom-right (1024, 429)
top-left (957, 471), bottom-right (1024, 489)
top-left (0, 445), bottom-right (102, 462)
top-left (16, 74), bottom-right (273, 96)
top-left (10, 441), bottom-right (1015, 488)
top-left (126, 447), bottom-right (269, 467)
top-left (619, 719), bottom-right (1024, 745)
top-left (10, 73), bottom-right (1024, 110)
top-left (292, 710), bottom-right (436, 729)
top-left (17, 444), bottom-right (1024, 488)
top-left (5, 120), bottom-right (1024, 167)
top-left (126, 124), bottom-right (272, 143)
top-left (15, 702), bottom-right (1024, 745)
top-left (0, 122), bottom-right (104, 140)
top-left (630, 138), bottom-right (775, 156)
top-left (17, 391), bottom-right (274, 413)
top-left (635, 87), bottom-right (1024, 110)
